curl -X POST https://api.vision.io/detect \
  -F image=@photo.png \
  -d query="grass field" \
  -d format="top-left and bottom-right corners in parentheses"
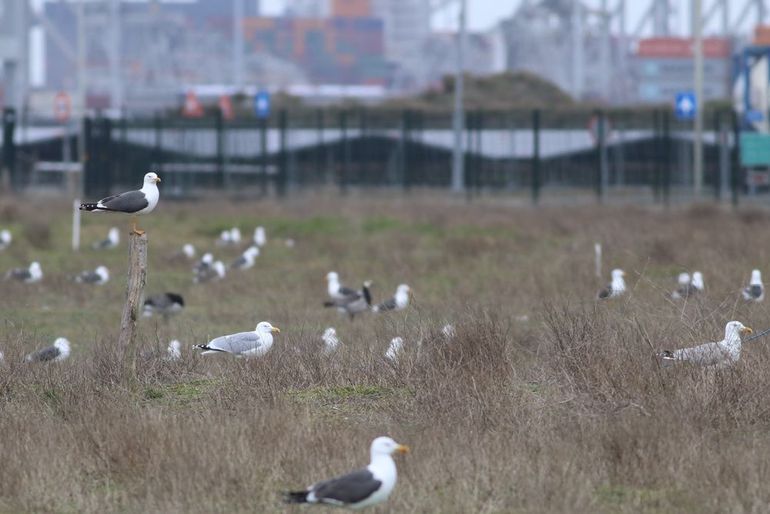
top-left (3, 194), bottom-right (770, 513)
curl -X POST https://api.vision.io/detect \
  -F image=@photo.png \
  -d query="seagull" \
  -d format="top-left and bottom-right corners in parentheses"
top-left (597, 269), bottom-right (625, 299)
top-left (322, 327), bottom-right (340, 354)
top-left (326, 271), bottom-right (360, 302)
top-left (229, 227), bottom-right (242, 245)
top-left (216, 230), bottom-right (232, 246)
top-left (168, 243), bottom-right (196, 261)
top-left (25, 337), bottom-right (71, 363)
top-left (659, 321), bottom-right (753, 368)
top-left (92, 227), bottom-right (120, 250)
top-left (441, 324), bottom-right (457, 339)
top-left (79, 172), bottom-right (161, 235)
top-left (6, 262), bottom-right (43, 283)
top-left (691, 271), bottom-right (705, 292)
top-left (143, 292), bottom-right (185, 318)
top-left (229, 246), bottom-right (259, 270)
top-left (742, 269), bottom-right (764, 302)
top-left (385, 337), bottom-right (403, 361)
top-left (373, 284), bottom-right (411, 313)
top-left (193, 321), bottom-right (280, 357)
top-left (284, 436), bottom-right (409, 509)
top-left (193, 253), bottom-right (214, 274)
top-left (0, 229), bottom-right (12, 251)
top-left (194, 260), bottom-right (226, 283)
top-left (671, 272), bottom-right (694, 300)
top-left (166, 340), bottom-right (182, 361)
top-left (254, 226), bottom-right (266, 247)
top-left (324, 281), bottom-right (373, 319)
top-left (74, 265), bottom-right (110, 285)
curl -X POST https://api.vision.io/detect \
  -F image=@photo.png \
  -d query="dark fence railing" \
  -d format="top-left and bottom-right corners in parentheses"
top-left (1, 107), bottom-right (746, 204)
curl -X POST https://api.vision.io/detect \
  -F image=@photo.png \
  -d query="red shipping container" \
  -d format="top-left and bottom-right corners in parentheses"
top-left (637, 37), bottom-right (731, 58)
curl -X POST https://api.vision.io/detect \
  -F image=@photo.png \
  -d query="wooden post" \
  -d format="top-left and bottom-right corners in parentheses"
top-left (118, 232), bottom-right (147, 378)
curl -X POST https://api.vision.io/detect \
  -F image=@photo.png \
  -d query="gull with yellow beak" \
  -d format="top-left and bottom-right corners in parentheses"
top-left (284, 436), bottom-right (409, 509)
top-left (193, 321), bottom-right (280, 358)
top-left (659, 321), bottom-right (753, 368)
top-left (80, 172), bottom-right (161, 235)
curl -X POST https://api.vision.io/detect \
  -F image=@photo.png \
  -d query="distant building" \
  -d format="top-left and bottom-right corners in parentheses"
top-left (631, 37), bottom-right (732, 103)
top-left (371, 0), bottom-right (431, 89)
top-left (422, 30), bottom-right (506, 81)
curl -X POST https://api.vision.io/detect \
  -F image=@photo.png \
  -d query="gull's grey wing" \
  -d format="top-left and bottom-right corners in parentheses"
top-left (673, 342), bottom-right (727, 366)
top-left (311, 468), bottom-right (382, 505)
top-left (750, 284), bottom-right (763, 299)
top-left (207, 332), bottom-right (261, 354)
top-left (376, 297), bottom-right (397, 311)
top-left (230, 255), bottom-right (247, 269)
top-left (27, 346), bottom-right (60, 362)
top-left (7, 268), bottom-right (31, 281)
top-left (76, 271), bottom-right (100, 283)
top-left (99, 190), bottom-right (148, 213)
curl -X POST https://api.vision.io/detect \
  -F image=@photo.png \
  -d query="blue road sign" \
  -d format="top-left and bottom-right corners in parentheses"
top-left (254, 90), bottom-right (270, 119)
top-left (746, 109), bottom-right (765, 123)
top-left (674, 91), bottom-right (696, 121)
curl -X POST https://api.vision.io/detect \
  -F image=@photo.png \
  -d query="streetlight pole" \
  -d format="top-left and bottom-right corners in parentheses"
top-left (693, 0), bottom-right (704, 199)
top-left (450, 0), bottom-right (466, 193)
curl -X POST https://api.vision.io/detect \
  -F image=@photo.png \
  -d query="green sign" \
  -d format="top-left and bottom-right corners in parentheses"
top-left (740, 132), bottom-right (770, 167)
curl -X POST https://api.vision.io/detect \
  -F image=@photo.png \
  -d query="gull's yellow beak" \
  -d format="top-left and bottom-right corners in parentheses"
top-left (155, 176), bottom-right (162, 183)
top-left (741, 326), bottom-right (753, 335)
top-left (271, 326), bottom-right (281, 333)
top-left (395, 444), bottom-right (410, 455)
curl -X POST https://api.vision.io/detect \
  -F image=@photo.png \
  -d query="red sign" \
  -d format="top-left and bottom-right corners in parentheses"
top-left (182, 90), bottom-right (204, 118)
top-left (54, 91), bottom-right (71, 123)
top-left (219, 94), bottom-right (234, 120)
top-left (637, 37), bottom-right (731, 59)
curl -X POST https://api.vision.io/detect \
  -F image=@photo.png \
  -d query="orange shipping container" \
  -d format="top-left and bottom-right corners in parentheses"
top-left (637, 37), bottom-right (731, 58)
top-left (332, 0), bottom-right (370, 18)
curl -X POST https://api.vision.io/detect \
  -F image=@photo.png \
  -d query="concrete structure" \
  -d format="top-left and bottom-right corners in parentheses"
top-left (371, 0), bottom-right (431, 88)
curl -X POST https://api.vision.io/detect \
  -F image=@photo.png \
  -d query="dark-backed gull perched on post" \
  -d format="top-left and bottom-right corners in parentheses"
top-left (659, 321), bottom-right (752, 368)
top-left (74, 265), bottom-right (110, 285)
top-left (373, 284), bottom-right (411, 313)
top-left (742, 269), bottom-right (764, 302)
top-left (92, 227), bottom-right (119, 250)
top-left (324, 281), bottom-right (372, 319)
top-left (194, 321), bottom-right (280, 357)
top-left (143, 292), bottom-right (185, 318)
top-left (0, 229), bottom-right (12, 251)
top-left (284, 436), bottom-right (409, 509)
top-left (6, 262), bottom-right (43, 283)
top-left (597, 269), bottom-right (625, 299)
top-left (79, 172), bottom-right (161, 235)
top-left (25, 338), bottom-right (71, 363)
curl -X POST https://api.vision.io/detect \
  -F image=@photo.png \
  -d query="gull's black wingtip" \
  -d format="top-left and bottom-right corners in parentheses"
top-left (283, 491), bottom-right (309, 504)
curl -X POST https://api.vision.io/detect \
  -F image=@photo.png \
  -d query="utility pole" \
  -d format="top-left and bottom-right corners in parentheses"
top-left (109, 0), bottom-right (123, 112)
top-left (450, 0), bottom-right (466, 193)
top-left (77, 0), bottom-right (86, 197)
top-left (571, 0), bottom-right (584, 99)
top-left (233, 0), bottom-right (244, 89)
top-left (693, 0), bottom-right (704, 199)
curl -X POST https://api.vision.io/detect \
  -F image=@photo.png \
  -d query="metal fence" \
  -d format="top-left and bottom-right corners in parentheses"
top-left (1, 106), bottom-right (745, 204)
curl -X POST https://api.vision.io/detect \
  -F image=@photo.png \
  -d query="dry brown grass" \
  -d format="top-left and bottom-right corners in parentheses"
top-left (2, 193), bottom-right (770, 512)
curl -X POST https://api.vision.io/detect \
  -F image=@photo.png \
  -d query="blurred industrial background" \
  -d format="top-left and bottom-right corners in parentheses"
top-left (2, 0), bottom-right (770, 203)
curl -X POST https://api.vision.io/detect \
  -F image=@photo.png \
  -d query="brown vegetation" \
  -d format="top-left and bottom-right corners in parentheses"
top-left (1, 194), bottom-right (770, 512)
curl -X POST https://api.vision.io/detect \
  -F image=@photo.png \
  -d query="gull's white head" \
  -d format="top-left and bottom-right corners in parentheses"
top-left (213, 261), bottom-right (226, 278)
top-left (54, 337), bottom-right (71, 358)
top-left (29, 262), bottom-right (42, 276)
top-left (143, 172), bottom-right (161, 185)
top-left (202, 253), bottom-right (213, 264)
top-left (245, 246), bottom-right (260, 258)
top-left (256, 322), bottom-right (281, 340)
top-left (108, 227), bottom-right (119, 244)
top-left (751, 269), bottom-right (763, 285)
top-left (183, 243), bottom-right (195, 258)
top-left (691, 271), bottom-right (704, 290)
top-left (370, 436), bottom-right (409, 459)
top-left (95, 266), bottom-right (109, 280)
top-left (230, 227), bottom-right (242, 242)
top-left (395, 284), bottom-right (411, 308)
top-left (724, 321), bottom-right (752, 342)
top-left (326, 271), bottom-right (339, 282)
top-left (677, 272), bottom-right (691, 285)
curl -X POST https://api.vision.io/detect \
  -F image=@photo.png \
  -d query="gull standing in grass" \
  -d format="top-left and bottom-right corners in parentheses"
top-left (253, 226), bottom-right (266, 247)
top-left (229, 246), bottom-right (259, 270)
top-left (691, 271), bottom-right (705, 293)
top-left (166, 340), bottom-right (182, 361)
top-left (79, 172), bottom-right (161, 235)
top-left (659, 321), bottom-right (753, 368)
top-left (143, 292), bottom-right (185, 318)
top-left (216, 230), bottom-right (232, 246)
top-left (194, 260), bottom-right (226, 283)
top-left (284, 436), bottom-right (409, 509)
top-left (742, 269), bottom-right (764, 302)
top-left (385, 337), bottom-right (404, 361)
top-left (373, 284), bottom-right (411, 313)
top-left (597, 269), bottom-right (625, 299)
top-left (6, 262), bottom-right (43, 283)
top-left (25, 338), bottom-right (71, 363)
top-left (671, 272), bottom-right (693, 300)
top-left (325, 281), bottom-right (373, 319)
top-left (326, 272), bottom-right (359, 302)
top-left (0, 229), bottom-right (11, 251)
top-left (74, 265), bottom-right (110, 285)
top-left (193, 253), bottom-right (213, 274)
top-left (322, 327), bottom-right (340, 354)
top-left (229, 227), bottom-right (242, 245)
top-left (92, 227), bottom-right (120, 250)
top-left (194, 321), bottom-right (280, 357)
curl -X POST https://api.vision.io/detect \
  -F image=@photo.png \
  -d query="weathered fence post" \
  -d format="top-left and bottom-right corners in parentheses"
top-left (531, 109), bottom-right (541, 204)
top-left (118, 232), bottom-right (148, 378)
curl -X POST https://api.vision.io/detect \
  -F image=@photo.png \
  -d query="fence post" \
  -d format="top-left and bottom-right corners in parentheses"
top-left (339, 110), bottom-right (348, 195)
top-left (277, 109), bottom-right (287, 197)
top-left (531, 109), bottom-right (540, 204)
top-left (595, 110), bottom-right (606, 203)
top-left (2, 108), bottom-right (16, 191)
top-left (118, 233), bottom-right (147, 381)
top-left (662, 110), bottom-right (671, 206)
top-left (731, 110), bottom-right (740, 206)
top-left (215, 110), bottom-right (225, 190)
